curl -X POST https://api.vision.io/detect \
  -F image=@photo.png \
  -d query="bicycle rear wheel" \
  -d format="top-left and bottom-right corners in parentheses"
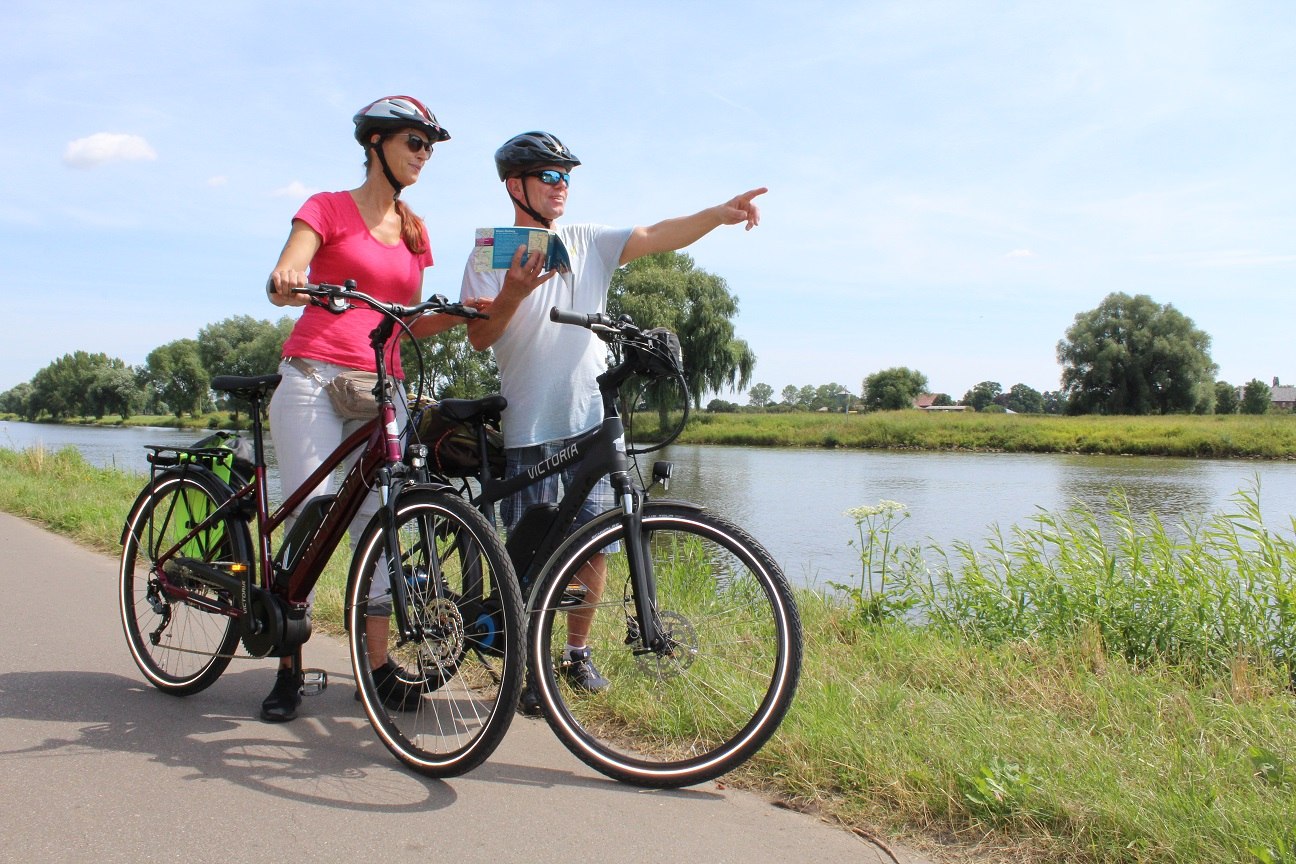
top-left (119, 471), bottom-right (248, 695)
top-left (348, 488), bottom-right (523, 777)
top-left (529, 503), bottom-right (802, 788)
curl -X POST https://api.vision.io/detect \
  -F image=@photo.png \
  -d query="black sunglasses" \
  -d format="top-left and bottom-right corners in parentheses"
top-left (403, 133), bottom-right (435, 155)
top-left (525, 169), bottom-right (571, 186)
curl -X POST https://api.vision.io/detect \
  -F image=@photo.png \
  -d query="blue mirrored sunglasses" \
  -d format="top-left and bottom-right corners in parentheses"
top-left (526, 169), bottom-right (571, 186)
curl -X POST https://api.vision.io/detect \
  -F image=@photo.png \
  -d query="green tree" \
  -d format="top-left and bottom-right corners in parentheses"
top-left (817, 383), bottom-right (851, 412)
top-left (88, 363), bottom-right (140, 419)
top-left (1000, 383), bottom-right (1045, 414)
top-left (198, 315), bottom-right (294, 418)
top-left (930, 393), bottom-right (954, 407)
top-left (143, 339), bottom-right (209, 416)
top-left (1057, 292), bottom-right (1216, 414)
top-left (1214, 380), bottom-right (1239, 415)
top-left (1241, 379), bottom-right (1271, 415)
top-left (961, 381), bottom-right (1002, 412)
top-left (747, 382), bottom-right (774, 409)
top-left (0, 383), bottom-right (34, 419)
top-left (862, 367), bottom-right (928, 411)
top-left (401, 328), bottom-right (499, 401)
top-left (780, 385), bottom-right (799, 408)
top-left (28, 351), bottom-right (123, 419)
top-left (796, 385), bottom-right (817, 411)
top-left (608, 252), bottom-right (756, 422)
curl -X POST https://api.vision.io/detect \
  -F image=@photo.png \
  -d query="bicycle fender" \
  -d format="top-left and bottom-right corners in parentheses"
top-left (400, 480), bottom-right (460, 496)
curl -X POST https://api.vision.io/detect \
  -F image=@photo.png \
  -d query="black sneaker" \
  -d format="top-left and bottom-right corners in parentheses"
top-left (369, 661), bottom-right (423, 711)
top-left (260, 667), bottom-right (303, 723)
top-left (517, 671), bottom-right (542, 716)
top-left (560, 647), bottom-right (610, 693)
top-left (515, 683), bottom-right (541, 715)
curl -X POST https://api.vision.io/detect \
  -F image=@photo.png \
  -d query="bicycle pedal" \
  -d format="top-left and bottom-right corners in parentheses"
top-left (559, 586), bottom-right (588, 607)
top-left (301, 668), bottom-right (328, 695)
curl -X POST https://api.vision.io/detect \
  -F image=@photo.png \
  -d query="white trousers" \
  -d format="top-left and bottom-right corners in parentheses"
top-left (268, 358), bottom-right (409, 606)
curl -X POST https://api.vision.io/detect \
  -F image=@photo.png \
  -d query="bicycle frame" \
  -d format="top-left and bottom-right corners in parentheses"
top-left (462, 314), bottom-right (680, 654)
top-left (142, 284), bottom-right (474, 656)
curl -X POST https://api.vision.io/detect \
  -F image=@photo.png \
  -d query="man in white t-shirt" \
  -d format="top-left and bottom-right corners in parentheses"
top-left (461, 131), bottom-right (765, 713)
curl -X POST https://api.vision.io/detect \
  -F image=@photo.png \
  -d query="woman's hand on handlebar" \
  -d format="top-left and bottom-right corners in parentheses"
top-left (267, 269), bottom-right (310, 307)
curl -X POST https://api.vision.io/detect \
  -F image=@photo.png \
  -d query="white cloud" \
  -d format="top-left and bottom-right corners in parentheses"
top-left (207, 175), bottom-right (228, 187)
top-left (1005, 249), bottom-right (1034, 259)
top-left (272, 180), bottom-right (315, 198)
top-left (63, 133), bottom-right (157, 169)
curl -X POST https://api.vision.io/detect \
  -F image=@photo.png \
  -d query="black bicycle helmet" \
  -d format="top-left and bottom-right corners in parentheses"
top-left (494, 131), bottom-right (580, 180)
top-left (353, 95), bottom-right (450, 146)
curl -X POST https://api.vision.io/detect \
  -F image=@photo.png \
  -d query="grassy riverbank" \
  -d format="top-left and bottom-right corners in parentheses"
top-left (9, 409), bottom-right (1296, 459)
top-left (674, 410), bottom-right (1296, 459)
top-left (3, 444), bottom-right (1295, 863)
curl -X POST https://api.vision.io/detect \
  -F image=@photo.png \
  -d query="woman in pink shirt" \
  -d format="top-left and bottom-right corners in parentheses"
top-left (262, 96), bottom-right (467, 722)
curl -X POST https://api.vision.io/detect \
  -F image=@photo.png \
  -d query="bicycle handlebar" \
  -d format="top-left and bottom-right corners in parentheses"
top-left (266, 278), bottom-right (488, 321)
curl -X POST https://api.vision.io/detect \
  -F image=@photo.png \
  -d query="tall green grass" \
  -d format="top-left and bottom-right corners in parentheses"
top-left (835, 482), bottom-right (1296, 682)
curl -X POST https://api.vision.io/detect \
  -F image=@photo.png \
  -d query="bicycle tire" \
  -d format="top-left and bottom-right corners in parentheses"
top-left (348, 488), bottom-right (523, 777)
top-left (119, 470), bottom-right (249, 695)
top-left (528, 503), bottom-right (802, 788)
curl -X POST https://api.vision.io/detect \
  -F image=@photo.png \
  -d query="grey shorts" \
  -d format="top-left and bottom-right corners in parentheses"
top-left (501, 437), bottom-right (620, 552)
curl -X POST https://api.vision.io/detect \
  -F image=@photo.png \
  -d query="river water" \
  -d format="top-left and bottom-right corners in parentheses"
top-left (5, 420), bottom-right (1295, 588)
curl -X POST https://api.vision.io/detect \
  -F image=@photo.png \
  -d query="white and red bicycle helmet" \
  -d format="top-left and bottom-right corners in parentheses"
top-left (353, 95), bottom-right (450, 146)
top-left (353, 96), bottom-right (450, 198)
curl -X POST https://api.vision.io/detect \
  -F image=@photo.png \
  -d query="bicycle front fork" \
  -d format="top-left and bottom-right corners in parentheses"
top-left (618, 483), bottom-right (665, 654)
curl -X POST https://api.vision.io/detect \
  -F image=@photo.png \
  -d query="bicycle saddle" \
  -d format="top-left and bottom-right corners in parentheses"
top-left (211, 374), bottom-right (283, 401)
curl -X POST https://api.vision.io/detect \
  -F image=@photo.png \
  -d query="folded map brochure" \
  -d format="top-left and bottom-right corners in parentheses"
top-left (472, 227), bottom-right (571, 273)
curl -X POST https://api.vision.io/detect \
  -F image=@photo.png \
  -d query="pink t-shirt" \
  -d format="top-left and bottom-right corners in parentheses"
top-left (280, 191), bottom-right (433, 377)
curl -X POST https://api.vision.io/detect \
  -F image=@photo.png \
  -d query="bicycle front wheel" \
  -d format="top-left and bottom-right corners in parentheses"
top-left (529, 503), bottom-right (803, 788)
top-left (119, 471), bottom-right (247, 695)
top-left (348, 488), bottom-right (523, 777)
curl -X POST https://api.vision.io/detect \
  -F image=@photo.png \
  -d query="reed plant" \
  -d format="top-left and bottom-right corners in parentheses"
top-left (842, 481), bottom-right (1296, 682)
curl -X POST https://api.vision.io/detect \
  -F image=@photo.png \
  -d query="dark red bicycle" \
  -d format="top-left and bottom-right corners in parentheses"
top-left (117, 281), bottom-right (524, 777)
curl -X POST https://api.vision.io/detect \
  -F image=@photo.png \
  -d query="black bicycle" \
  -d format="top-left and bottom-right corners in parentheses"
top-left (118, 281), bottom-right (524, 777)
top-left (421, 308), bottom-right (803, 788)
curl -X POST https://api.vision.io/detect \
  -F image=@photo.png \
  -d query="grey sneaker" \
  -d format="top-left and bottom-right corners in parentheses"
top-left (560, 647), bottom-right (610, 693)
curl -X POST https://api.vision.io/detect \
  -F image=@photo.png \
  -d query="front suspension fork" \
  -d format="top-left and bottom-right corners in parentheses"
top-left (619, 485), bottom-right (665, 653)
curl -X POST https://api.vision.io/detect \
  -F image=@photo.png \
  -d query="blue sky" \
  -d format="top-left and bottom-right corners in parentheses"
top-left (2, 1), bottom-right (1293, 401)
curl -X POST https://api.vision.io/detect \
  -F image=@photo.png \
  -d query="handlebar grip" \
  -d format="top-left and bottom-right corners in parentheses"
top-left (265, 278), bottom-right (324, 300)
top-left (550, 307), bottom-right (609, 328)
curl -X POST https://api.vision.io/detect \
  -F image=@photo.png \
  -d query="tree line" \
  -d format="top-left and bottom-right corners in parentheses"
top-left (711, 292), bottom-right (1280, 416)
top-left (3, 285), bottom-right (1279, 423)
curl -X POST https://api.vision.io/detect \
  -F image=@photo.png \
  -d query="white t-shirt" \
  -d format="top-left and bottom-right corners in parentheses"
top-left (461, 223), bottom-right (633, 448)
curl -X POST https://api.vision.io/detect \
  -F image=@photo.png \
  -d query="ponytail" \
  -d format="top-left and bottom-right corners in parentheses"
top-left (395, 200), bottom-right (427, 255)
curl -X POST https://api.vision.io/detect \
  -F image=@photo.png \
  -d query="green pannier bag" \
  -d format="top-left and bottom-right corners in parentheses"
top-left (175, 431), bottom-right (253, 558)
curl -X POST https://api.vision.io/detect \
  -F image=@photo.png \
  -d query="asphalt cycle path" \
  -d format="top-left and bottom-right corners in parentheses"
top-left (0, 512), bottom-right (932, 864)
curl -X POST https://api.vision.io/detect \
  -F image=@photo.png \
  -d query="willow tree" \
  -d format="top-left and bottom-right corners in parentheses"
top-left (609, 252), bottom-right (756, 426)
